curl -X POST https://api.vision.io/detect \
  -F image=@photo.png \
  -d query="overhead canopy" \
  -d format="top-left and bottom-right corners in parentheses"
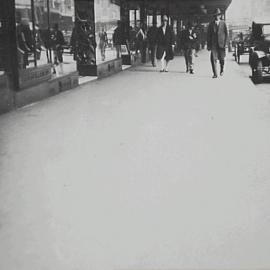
top-left (126, 0), bottom-right (232, 19)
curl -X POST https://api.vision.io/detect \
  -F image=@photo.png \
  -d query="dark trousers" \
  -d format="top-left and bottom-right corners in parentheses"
top-left (184, 48), bottom-right (195, 71)
top-left (140, 41), bottom-right (147, 63)
top-left (210, 47), bottom-right (225, 76)
top-left (149, 45), bottom-right (157, 66)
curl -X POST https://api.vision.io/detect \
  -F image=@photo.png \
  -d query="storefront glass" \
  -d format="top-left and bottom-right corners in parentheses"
top-left (73, 0), bottom-right (96, 66)
top-left (15, 0), bottom-right (76, 76)
top-left (94, 0), bottom-right (120, 63)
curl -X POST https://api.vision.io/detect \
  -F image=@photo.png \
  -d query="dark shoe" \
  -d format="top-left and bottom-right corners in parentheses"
top-left (220, 71), bottom-right (224, 76)
top-left (212, 74), bottom-right (218, 78)
top-left (160, 69), bottom-right (165, 72)
top-left (190, 69), bottom-right (194, 74)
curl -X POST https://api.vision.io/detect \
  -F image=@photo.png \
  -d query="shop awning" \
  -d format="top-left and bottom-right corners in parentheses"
top-left (126, 0), bottom-right (232, 17)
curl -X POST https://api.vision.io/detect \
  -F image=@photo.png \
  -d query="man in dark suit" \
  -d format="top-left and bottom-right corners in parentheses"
top-left (113, 20), bottom-right (127, 59)
top-left (182, 21), bottom-right (197, 74)
top-left (147, 21), bottom-right (158, 67)
top-left (156, 15), bottom-right (175, 72)
top-left (207, 8), bottom-right (228, 78)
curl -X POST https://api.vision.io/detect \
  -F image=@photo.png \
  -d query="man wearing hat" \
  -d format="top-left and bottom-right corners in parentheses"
top-left (207, 8), bottom-right (228, 78)
top-left (156, 15), bottom-right (175, 72)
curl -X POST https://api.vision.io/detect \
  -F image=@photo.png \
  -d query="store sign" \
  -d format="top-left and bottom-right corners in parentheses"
top-left (19, 64), bottom-right (52, 89)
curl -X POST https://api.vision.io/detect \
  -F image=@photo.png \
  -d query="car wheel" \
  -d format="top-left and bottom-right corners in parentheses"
top-left (253, 60), bottom-right (263, 84)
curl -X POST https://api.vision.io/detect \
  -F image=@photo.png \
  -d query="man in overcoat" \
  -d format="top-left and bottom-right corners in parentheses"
top-left (207, 8), bottom-right (228, 78)
top-left (156, 15), bottom-right (175, 72)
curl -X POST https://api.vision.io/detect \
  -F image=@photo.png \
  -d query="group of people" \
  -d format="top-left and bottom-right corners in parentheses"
top-left (16, 7), bottom-right (228, 79)
top-left (113, 7), bottom-right (228, 78)
top-left (155, 8), bottom-right (228, 78)
top-left (151, 8), bottom-right (227, 78)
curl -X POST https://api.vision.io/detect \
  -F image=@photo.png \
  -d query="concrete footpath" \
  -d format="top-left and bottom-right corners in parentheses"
top-left (0, 50), bottom-right (270, 270)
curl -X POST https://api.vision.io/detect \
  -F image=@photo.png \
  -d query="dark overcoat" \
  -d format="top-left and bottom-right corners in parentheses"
top-left (181, 29), bottom-right (197, 50)
top-left (207, 20), bottom-right (228, 50)
top-left (156, 25), bottom-right (174, 60)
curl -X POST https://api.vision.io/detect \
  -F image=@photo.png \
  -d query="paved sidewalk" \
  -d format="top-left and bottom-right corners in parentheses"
top-left (1, 50), bottom-right (270, 270)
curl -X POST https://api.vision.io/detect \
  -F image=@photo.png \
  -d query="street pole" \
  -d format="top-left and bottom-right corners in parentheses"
top-left (47, 0), bottom-right (52, 63)
top-left (31, 0), bottom-right (37, 67)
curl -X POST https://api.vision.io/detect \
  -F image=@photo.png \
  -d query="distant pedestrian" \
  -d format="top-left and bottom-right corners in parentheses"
top-left (136, 22), bottom-right (147, 63)
top-left (147, 21), bottom-right (158, 67)
top-left (182, 22), bottom-right (197, 74)
top-left (207, 8), bottom-right (228, 78)
top-left (128, 26), bottom-right (137, 52)
top-left (156, 15), bottom-right (175, 72)
top-left (113, 20), bottom-right (127, 59)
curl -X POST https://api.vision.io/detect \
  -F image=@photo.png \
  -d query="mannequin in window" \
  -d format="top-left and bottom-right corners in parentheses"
top-left (99, 27), bottom-right (108, 61)
top-left (17, 18), bottom-right (34, 68)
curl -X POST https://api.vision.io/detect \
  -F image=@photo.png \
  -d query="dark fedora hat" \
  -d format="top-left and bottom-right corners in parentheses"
top-left (213, 8), bottom-right (222, 15)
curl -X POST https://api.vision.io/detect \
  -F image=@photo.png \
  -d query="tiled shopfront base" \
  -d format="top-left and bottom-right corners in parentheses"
top-left (15, 72), bottom-right (79, 108)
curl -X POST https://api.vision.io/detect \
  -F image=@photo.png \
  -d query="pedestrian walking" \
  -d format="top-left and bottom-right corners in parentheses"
top-left (156, 15), bottom-right (175, 72)
top-left (182, 22), bottom-right (197, 74)
top-left (113, 20), bottom-right (127, 59)
top-left (147, 21), bottom-right (158, 67)
top-left (136, 22), bottom-right (147, 63)
top-left (207, 8), bottom-right (228, 78)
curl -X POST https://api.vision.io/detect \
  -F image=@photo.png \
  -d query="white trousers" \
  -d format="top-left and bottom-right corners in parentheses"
top-left (160, 51), bottom-right (169, 71)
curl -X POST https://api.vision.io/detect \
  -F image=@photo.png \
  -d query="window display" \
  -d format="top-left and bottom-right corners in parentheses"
top-left (72, 0), bottom-right (96, 66)
top-left (15, 0), bottom-right (76, 76)
top-left (94, 0), bottom-right (121, 63)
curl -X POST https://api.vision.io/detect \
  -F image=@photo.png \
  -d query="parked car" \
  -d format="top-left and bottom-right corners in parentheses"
top-left (249, 21), bottom-right (270, 83)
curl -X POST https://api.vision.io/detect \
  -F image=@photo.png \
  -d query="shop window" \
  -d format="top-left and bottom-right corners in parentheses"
top-left (15, 0), bottom-right (76, 76)
top-left (72, 0), bottom-right (96, 67)
top-left (94, 0), bottom-right (120, 63)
